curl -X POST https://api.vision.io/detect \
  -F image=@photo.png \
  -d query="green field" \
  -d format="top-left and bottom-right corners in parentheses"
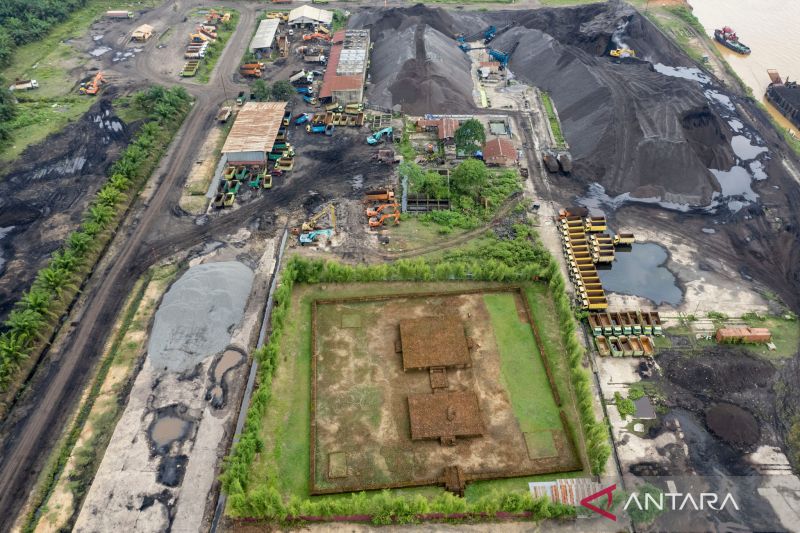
top-left (246, 281), bottom-right (586, 509)
top-left (484, 293), bottom-right (561, 434)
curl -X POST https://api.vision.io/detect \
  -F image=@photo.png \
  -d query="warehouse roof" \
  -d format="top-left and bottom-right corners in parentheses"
top-left (221, 102), bottom-right (287, 155)
top-left (249, 19), bottom-right (279, 51)
top-left (288, 5), bottom-right (333, 25)
top-left (399, 317), bottom-right (470, 370)
top-left (319, 35), bottom-right (364, 98)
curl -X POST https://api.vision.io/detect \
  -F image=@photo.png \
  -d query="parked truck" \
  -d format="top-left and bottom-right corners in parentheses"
top-left (185, 50), bottom-right (206, 59)
top-left (239, 68), bottom-right (262, 77)
top-left (8, 79), bottom-right (39, 91)
top-left (304, 54), bottom-right (326, 64)
top-left (288, 70), bottom-right (309, 83)
top-left (106, 10), bottom-right (134, 18)
top-left (217, 106), bottom-right (232, 122)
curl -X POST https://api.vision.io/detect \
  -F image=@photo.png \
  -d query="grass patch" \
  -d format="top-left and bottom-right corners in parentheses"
top-left (1, 97), bottom-right (93, 163)
top-left (484, 293), bottom-right (561, 433)
top-left (195, 9), bottom-right (239, 84)
top-left (539, 91), bottom-right (566, 149)
top-left (740, 314), bottom-right (800, 360)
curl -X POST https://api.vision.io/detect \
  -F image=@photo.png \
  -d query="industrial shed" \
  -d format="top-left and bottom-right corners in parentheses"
top-left (319, 30), bottom-right (370, 104)
top-left (221, 102), bottom-right (287, 165)
top-left (288, 5), bottom-right (333, 28)
top-left (249, 19), bottom-right (279, 54)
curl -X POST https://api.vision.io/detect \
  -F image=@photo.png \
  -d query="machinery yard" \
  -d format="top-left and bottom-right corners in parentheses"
top-left (0, 0), bottom-right (799, 531)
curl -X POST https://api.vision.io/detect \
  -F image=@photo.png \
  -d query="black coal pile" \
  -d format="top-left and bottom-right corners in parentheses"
top-left (352, 4), bottom-right (479, 114)
top-left (489, 2), bottom-right (735, 205)
top-left (0, 97), bottom-right (130, 323)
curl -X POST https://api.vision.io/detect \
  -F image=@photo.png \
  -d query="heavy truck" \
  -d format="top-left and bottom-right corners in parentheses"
top-left (8, 79), bottom-right (39, 91)
top-left (106, 10), bottom-right (134, 18)
top-left (304, 54), bottom-right (326, 64)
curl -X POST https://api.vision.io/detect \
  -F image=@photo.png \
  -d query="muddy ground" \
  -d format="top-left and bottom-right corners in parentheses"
top-left (0, 95), bottom-right (133, 322)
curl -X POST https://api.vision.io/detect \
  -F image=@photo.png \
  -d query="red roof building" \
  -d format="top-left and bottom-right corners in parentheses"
top-left (319, 30), bottom-right (369, 104)
top-left (483, 137), bottom-right (517, 166)
top-left (415, 118), bottom-right (459, 143)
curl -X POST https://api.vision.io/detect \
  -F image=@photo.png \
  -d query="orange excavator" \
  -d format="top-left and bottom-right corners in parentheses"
top-left (365, 202), bottom-right (399, 218)
top-left (369, 211), bottom-right (400, 228)
top-left (79, 71), bottom-right (105, 95)
top-left (302, 32), bottom-right (331, 42)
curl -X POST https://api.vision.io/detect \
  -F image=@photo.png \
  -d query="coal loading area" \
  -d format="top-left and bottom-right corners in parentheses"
top-left (0, 96), bottom-right (132, 323)
top-left (353, 2), bottom-right (800, 311)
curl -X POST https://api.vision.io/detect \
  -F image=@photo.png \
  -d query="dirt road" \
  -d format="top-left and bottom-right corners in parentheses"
top-left (0, 2), bottom-right (258, 529)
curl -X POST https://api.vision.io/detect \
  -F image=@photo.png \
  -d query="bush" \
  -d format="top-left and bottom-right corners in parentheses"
top-left (615, 392), bottom-right (636, 419)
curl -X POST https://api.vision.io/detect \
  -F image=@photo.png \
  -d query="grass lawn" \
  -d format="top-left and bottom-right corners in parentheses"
top-left (484, 293), bottom-right (561, 433)
top-left (245, 281), bottom-right (586, 510)
top-left (741, 315), bottom-right (799, 360)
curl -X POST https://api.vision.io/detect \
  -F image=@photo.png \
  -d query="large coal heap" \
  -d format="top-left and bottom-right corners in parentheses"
top-left (352, 4), bottom-right (479, 114)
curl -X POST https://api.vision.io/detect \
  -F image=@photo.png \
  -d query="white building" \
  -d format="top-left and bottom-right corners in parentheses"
top-left (288, 5), bottom-right (333, 28)
top-left (249, 19), bottom-right (279, 54)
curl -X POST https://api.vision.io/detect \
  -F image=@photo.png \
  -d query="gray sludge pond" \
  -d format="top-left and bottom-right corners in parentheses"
top-left (598, 242), bottom-right (682, 306)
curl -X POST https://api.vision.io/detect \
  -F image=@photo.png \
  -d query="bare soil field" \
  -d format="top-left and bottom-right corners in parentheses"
top-left (312, 289), bottom-right (579, 494)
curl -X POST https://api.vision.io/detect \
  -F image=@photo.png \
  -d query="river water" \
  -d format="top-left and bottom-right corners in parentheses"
top-left (688, 0), bottom-right (800, 134)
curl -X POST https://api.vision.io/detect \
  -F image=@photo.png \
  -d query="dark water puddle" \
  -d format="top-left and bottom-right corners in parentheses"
top-left (207, 349), bottom-right (244, 408)
top-left (598, 242), bottom-right (682, 305)
top-left (150, 416), bottom-right (190, 449)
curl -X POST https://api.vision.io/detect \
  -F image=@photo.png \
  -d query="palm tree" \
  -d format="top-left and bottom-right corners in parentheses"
top-left (36, 266), bottom-right (77, 297)
top-left (16, 288), bottom-right (53, 317)
top-left (5, 309), bottom-right (44, 340)
top-left (0, 332), bottom-right (29, 366)
top-left (67, 232), bottom-right (93, 256)
top-left (87, 204), bottom-right (115, 227)
top-left (97, 186), bottom-right (124, 208)
top-left (81, 221), bottom-right (103, 238)
top-left (51, 249), bottom-right (81, 272)
top-left (109, 173), bottom-right (131, 192)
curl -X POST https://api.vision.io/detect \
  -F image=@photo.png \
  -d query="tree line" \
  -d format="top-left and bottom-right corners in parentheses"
top-left (0, 86), bottom-right (192, 392)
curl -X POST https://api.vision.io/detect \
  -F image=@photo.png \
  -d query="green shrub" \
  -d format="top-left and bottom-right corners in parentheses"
top-left (615, 392), bottom-right (636, 419)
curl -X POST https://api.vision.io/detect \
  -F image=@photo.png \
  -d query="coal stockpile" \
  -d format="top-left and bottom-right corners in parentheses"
top-left (0, 97), bottom-right (131, 323)
top-left (489, 3), bottom-right (736, 205)
top-left (352, 5), bottom-right (478, 114)
top-left (705, 403), bottom-right (760, 448)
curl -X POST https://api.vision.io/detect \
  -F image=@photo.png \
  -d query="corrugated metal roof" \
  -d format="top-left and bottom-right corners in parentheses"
top-left (415, 118), bottom-right (457, 140)
top-left (249, 19), bottom-right (279, 51)
top-left (320, 37), bottom-right (364, 98)
top-left (221, 102), bottom-right (287, 155)
top-left (288, 5), bottom-right (333, 25)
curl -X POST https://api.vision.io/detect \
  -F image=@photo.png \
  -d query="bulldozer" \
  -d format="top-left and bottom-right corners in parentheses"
top-left (79, 71), bottom-right (105, 95)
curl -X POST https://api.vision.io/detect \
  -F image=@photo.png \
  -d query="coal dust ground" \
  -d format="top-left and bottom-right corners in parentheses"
top-left (0, 95), bottom-right (133, 323)
top-left (356, 3), bottom-right (800, 314)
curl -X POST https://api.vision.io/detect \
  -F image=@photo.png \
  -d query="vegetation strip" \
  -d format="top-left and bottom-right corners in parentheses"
top-left (0, 86), bottom-right (191, 406)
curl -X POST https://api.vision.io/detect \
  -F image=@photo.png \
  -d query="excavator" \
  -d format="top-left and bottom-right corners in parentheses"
top-left (302, 32), bottom-right (331, 42)
top-left (369, 211), bottom-right (400, 228)
top-left (366, 127), bottom-right (393, 145)
top-left (301, 203), bottom-right (336, 232)
top-left (365, 202), bottom-right (399, 218)
top-left (609, 48), bottom-right (636, 58)
top-left (79, 71), bottom-right (105, 95)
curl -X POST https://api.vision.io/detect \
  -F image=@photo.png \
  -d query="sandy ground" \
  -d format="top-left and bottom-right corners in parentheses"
top-left (74, 229), bottom-right (280, 532)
